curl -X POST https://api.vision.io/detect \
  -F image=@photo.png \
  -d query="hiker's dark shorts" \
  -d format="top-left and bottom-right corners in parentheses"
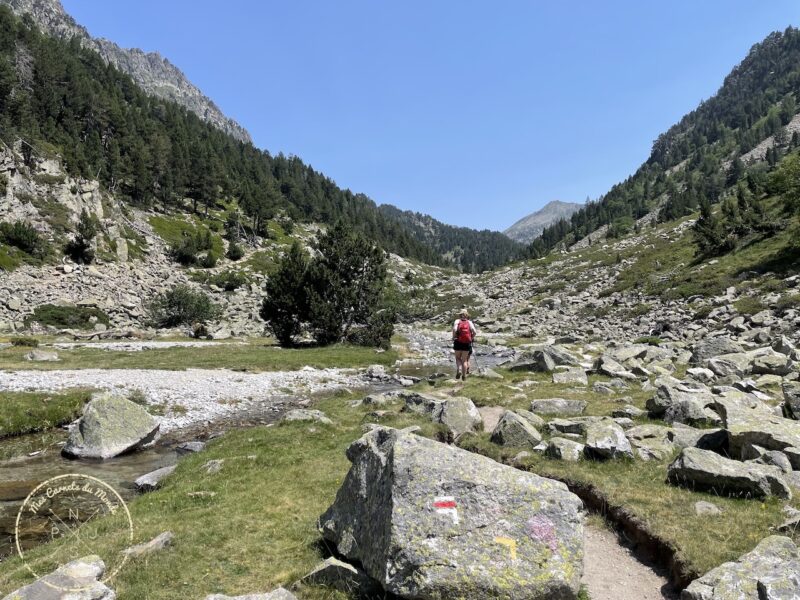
top-left (453, 341), bottom-right (472, 352)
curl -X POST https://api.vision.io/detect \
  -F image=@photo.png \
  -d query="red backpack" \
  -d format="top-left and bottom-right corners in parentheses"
top-left (455, 319), bottom-right (473, 344)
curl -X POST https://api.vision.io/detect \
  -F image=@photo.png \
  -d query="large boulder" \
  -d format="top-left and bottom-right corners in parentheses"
top-left (625, 424), bottom-right (676, 461)
top-left (319, 427), bottom-right (585, 600)
top-left (681, 535), bottom-right (800, 599)
top-left (509, 345), bottom-right (577, 373)
top-left (403, 394), bottom-right (482, 436)
top-left (62, 393), bottom-right (159, 459)
top-left (490, 410), bottom-right (543, 449)
top-left (667, 447), bottom-right (791, 499)
top-left (714, 397), bottom-right (800, 468)
top-left (546, 437), bottom-right (584, 462)
top-left (690, 337), bottom-right (744, 365)
top-left (645, 382), bottom-right (718, 426)
top-left (530, 398), bottom-right (587, 416)
top-left (1, 555), bottom-right (114, 600)
top-left (584, 419), bottom-right (634, 460)
top-left (552, 367), bottom-right (588, 386)
top-left (784, 382), bottom-right (800, 420)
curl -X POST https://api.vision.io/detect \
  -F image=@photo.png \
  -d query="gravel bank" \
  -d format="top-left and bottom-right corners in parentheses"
top-left (0, 367), bottom-right (367, 432)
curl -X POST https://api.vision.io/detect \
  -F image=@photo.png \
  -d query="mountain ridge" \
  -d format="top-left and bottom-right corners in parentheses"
top-left (503, 200), bottom-right (582, 243)
top-left (1, 0), bottom-right (252, 144)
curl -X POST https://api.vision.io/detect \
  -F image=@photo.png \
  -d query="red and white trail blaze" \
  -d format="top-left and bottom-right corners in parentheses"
top-left (433, 496), bottom-right (459, 524)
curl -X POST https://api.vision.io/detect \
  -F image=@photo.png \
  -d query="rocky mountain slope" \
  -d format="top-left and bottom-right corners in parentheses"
top-left (504, 200), bottom-right (582, 243)
top-left (1, 0), bottom-right (251, 143)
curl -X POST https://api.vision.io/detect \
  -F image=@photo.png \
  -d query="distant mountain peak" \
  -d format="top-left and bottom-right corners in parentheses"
top-left (1, 0), bottom-right (252, 144)
top-left (503, 200), bottom-right (582, 244)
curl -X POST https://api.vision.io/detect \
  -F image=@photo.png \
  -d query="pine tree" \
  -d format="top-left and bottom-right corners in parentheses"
top-left (693, 200), bottom-right (726, 256)
top-left (260, 242), bottom-right (310, 346)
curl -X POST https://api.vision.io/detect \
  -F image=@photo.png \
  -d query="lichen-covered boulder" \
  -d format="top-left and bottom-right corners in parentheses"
top-left (552, 367), bottom-right (588, 386)
top-left (402, 394), bottom-right (482, 436)
top-left (1, 555), bottom-right (114, 600)
top-left (584, 419), bottom-right (633, 460)
top-left (490, 410), bottom-right (543, 449)
top-left (62, 393), bottom-right (159, 459)
top-left (546, 437), bottom-right (584, 462)
top-left (625, 424), bottom-right (675, 461)
top-left (530, 398), bottom-right (587, 416)
top-left (319, 427), bottom-right (585, 600)
top-left (681, 535), bottom-right (800, 599)
top-left (667, 447), bottom-right (791, 500)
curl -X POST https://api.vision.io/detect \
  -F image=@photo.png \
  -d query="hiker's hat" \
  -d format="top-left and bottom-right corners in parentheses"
top-left (459, 308), bottom-right (469, 318)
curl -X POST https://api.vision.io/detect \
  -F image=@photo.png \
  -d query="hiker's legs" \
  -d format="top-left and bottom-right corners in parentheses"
top-left (455, 350), bottom-right (469, 378)
top-left (454, 351), bottom-right (463, 378)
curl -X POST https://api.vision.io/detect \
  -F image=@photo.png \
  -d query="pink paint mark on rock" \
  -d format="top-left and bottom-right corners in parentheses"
top-left (526, 516), bottom-right (558, 551)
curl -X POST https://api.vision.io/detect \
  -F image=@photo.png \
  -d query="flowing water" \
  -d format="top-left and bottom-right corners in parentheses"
top-left (0, 430), bottom-right (176, 560)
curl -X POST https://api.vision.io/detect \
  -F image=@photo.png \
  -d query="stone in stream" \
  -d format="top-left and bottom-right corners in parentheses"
top-left (490, 410), bottom-right (543, 449)
top-left (1, 555), bottom-right (114, 600)
top-left (134, 465), bottom-right (176, 492)
top-left (206, 588), bottom-right (297, 600)
top-left (584, 419), bottom-right (634, 460)
top-left (530, 398), bottom-right (587, 416)
top-left (62, 393), bottom-right (160, 459)
top-left (667, 447), bottom-right (791, 500)
top-left (319, 426), bottom-right (584, 599)
top-left (681, 535), bottom-right (800, 599)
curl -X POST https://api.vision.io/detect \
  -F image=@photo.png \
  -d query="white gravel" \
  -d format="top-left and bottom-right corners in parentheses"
top-left (0, 367), bottom-right (368, 432)
top-left (50, 341), bottom-right (246, 352)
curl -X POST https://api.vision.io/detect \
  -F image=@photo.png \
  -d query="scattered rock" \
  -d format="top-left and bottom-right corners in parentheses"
top-left (1, 555), bottom-right (114, 600)
top-left (122, 531), bottom-right (174, 557)
top-left (694, 501), bottom-right (722, 517)
top-left (553, 367), bottom-right (588, 385)
top-left (134, 465), bottom-right (176, 492)
top-left (530, 398), bottom-right (587, 415)
top-left (282, 409), bottom-right (333, 425)
top-left (319, 426), bottom-right (584, 599)
top-left (546, 437), bottom-right (585, 461)
top-left (294, 556), bottom-right (379, 595)
top-left (176, 441), bottom-right (206, 455)
top-left (205, 587), bottom-right (297, 600)
top-left (626, 424), bottom-right (675, 461)
top-left (682, 535), bottom-right (800, 599)
top-left (490, 410), bottom-right (543, 449)
top-left (202, 459), bottom-right (224, 475)
top-left (667, 447), bottom-right (791, 499)
top-left (584, 419), bottom-right (634, 460)
top-left (24, 349), bottom-right (59, 362)
top-left (62, 393), bottom-right (159, 459)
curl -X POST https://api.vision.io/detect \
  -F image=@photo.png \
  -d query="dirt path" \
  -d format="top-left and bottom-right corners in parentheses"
top-left (582, 524), bottom-right (678, 600)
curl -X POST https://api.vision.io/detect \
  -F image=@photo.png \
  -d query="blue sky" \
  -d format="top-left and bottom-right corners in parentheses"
top-left (62, 1), bottom-right (799, 230)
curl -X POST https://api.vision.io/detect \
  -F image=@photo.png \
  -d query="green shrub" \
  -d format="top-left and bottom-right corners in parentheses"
top-left (170, 229), bottom-right (214, 266)
top-left (199, 251), bottom-right (218, 269)
top-left (0, 173), bottom-right (7, 195)
top-left (0, 220), bottom-right (47, 257)
top-left (148, 285), bottom-right (220, 328)
top-left (208, 270), bottom-right (248, 291)
top-left (226, 242), bottom-right (244, 261)
top-left (633, 336), bottom-right (661, 346)
top-left (10, 336), bottom-right (39, 347)
top-left (24, 304), bottom-right (110, 330)
top-left (734, 296), bottom-right (766, 315)
top-left (692, 305), bottom-right (713, 321)
top-left (346, 308), bottom-right (396, 349)
top-left (63, 209), bottom-right (98, 264)
top-left (776, 293), bottom-right (800, 314)
top-left (625, 303), bottom-right (652, 318)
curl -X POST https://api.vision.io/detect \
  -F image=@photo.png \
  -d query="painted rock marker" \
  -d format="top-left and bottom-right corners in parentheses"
top-left (433, 496), bottom-right (459, 524)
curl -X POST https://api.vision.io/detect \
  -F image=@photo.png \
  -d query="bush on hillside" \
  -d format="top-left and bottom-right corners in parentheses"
top-left (226, 242), bottom-right (244, 261)
top-left (0, 220), bottom-right (48, 258)
top-left (63, 209), bottom-right (98, 264)
top-left (148, 285), bottom-right (220, 328)
top-left (24, 304), bottom-right (110, 330)
top-left (169, 229), bottom-right (214, 266)
top-left (10, 336), bottom-right (39, 347)
top-left (208, 270), bottom-right (248, 291)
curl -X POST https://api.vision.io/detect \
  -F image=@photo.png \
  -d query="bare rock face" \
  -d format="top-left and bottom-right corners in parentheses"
top-left (2, 0), bottom-right (251, 143)
top-left (681, 536), bottom-right (800, 599)
top-left (319, 427), bottom-right (585, 600)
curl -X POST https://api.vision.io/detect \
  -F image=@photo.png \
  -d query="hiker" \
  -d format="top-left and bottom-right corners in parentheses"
top-left (452, 309), bottom-right (477, 380)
